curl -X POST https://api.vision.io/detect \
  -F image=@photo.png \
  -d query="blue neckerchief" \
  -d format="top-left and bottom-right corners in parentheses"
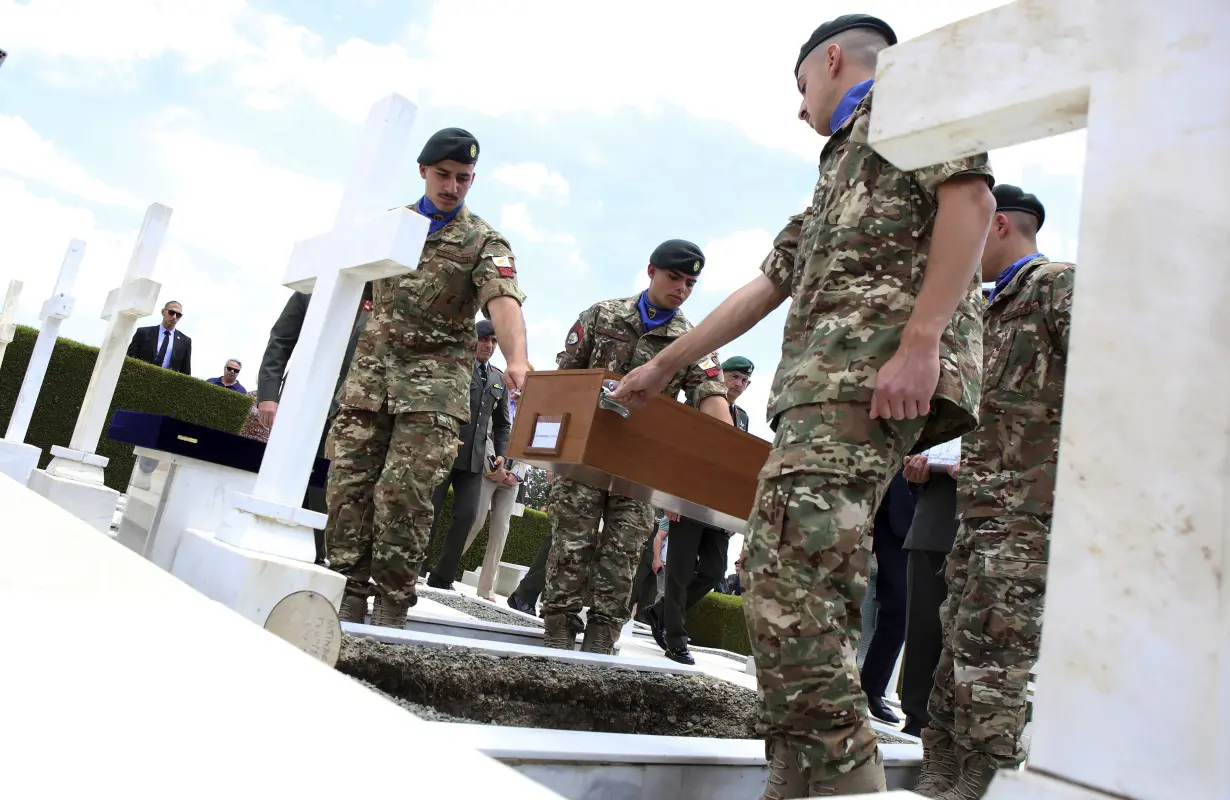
top-left (830, 78), bottom-right (874, 134)
top-left (637, 291), bottom-right (677, 332)
top-left (415, 196), bottom-right (462, 235)
top-left (989, 253), bottom-right (1043, 302)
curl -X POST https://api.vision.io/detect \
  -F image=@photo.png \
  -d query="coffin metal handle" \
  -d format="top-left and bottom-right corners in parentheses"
top-left (599, 380), bottom-right (631, 419)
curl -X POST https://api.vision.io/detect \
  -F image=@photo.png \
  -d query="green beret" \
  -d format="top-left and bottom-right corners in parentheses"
top-left (418, 127), bottom-right (479, 166)
top-left (796, 14), bottom-right (897, 76)
top-left (721, 356), bottom-right (754, 376)
top-left (992, 184), bottom-right (1045, 230)
top-left (650, 239), bottom-right (705, 276)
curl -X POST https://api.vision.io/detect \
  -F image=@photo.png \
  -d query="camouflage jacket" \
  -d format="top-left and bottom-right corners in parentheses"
top-left (759, 88), bottom-right (992, 452)
top-left (958, 256), bottom-right (1074, 519)
top-left (559, 296), bottom-right (727, 407)
top-left (339, 205), bottom-right (526, 422)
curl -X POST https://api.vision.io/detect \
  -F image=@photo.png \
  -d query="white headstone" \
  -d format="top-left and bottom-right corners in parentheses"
top-left (213, 93), bottom-right (430, 562)
top-left (870, 3), bottom-right (1228, 799)
top-left (170, 93), bottom-right (430, 635)
top-left (44, 205), bottom-right (171, 484)
top-left (0, 278), bottom-right (24, 370)
top-left (0, 241), bottom-right (85, 486)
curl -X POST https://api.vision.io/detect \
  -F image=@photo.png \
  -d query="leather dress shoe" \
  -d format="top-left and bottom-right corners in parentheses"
top-left (664, 646), bottom-right (696, 666)
top-left (867, 696), bottom-right (902, 725)
top-left (507, 594), bottom-right (536, 615)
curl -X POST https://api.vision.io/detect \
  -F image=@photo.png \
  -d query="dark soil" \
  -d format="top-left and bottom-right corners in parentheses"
top-left (418, 588), bottom-right (543, 629)
top-left (338, 635), bottom-right (914, 744)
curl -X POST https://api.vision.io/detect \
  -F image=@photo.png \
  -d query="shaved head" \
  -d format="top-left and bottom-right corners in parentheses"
top-left (828, 28), bottom-right (891, 70)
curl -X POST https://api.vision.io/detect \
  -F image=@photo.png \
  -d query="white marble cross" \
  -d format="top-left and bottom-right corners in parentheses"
top-left (45, 205), bottom-right (170, 484)
top-left (217, 93), bottom-right (430, 562)
top-left (5, 240), bottom-right (86, 444)
top-left (870, 2), bottom-right (1228, 799)
top-left (0, 278), bottom-right (24, 372)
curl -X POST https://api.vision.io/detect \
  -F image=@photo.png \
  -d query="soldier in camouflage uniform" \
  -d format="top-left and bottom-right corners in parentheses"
top-left (541, 239), bottom-right (731, 655)
top-left (914, 187), bottom-right (1073, 800)
top-left (612, 14), bottom-right (997, 797)
top-left (327, 128), bottom-right (530, 628)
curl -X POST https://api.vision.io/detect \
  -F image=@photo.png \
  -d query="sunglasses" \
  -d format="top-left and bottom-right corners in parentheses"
top-left (225, 366), bottom-right (240, 373)
top-left (165, 309), bottom-right (182, 318)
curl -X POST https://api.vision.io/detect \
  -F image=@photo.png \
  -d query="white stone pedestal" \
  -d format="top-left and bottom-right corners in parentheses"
top-left (115, 446), bottom-right (260, 571)
top-left (28, 445), bottom-right (118, 534)
top-left (172, 529), bottom-right (344, 627)
top-left (0, 439), bottom-right (42, 486)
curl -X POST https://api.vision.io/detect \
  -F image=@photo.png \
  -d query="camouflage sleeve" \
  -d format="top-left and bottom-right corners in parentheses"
top-left (680, 351), bottom-right (729, 407)
top-left (911, 153), bottom-right (994, 198)
top-left (759, 211), bottom-right (808, 292)
top-left (1046, 266), bottom-right (1076, 355)
top-left (556, 306), bottom-right (598, 370)
top-left (473, 228), bottom-right (527, 312)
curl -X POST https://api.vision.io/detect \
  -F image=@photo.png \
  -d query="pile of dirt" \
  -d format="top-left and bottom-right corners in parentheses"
top-left (339, 635), bottom-right (916, 745)
top-left (338, 635), bottom-right (758, 739)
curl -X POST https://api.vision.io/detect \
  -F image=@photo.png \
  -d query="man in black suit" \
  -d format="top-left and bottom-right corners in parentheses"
top-left (128, 300), bottom-right (192, 375)
top-left (860, 468), bottom-right (919, 725)
top-left (255, 285), bottom-right (371, 565)
top-left (425, 319), bottom-right (511, 589)
top-left (898, 447), bottom-right (961, 737)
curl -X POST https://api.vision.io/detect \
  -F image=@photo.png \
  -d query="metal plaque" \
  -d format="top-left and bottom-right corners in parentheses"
top-left (263, 590), bottom-right (342, 667)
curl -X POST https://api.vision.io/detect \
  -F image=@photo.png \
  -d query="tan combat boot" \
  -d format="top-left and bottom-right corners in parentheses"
top-left (807, 749), bottom-right (888, 795)
top-left (370, 596), bottom-right (409, 629)
top-left (338, 592), bottom-right (369, 624)
top-left (936, 746), bottom-right (999, 800)
top-left (543, 614), bottom-right (574, 649)
top-left (760, 738), bottom-right (807, 800)
top-left (913, 727), bottom-right (960, 797)
top-left (580, 621), bottom-right (619, 655)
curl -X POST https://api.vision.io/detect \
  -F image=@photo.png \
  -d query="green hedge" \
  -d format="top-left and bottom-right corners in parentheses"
top-left (685, 591), bottom-right (752, 655)
top-left (0, 325), bottom-right (253, 492)
top-left (426, 485), bottom-right (550, 571)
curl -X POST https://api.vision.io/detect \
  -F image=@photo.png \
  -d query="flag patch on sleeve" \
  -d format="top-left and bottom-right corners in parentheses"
top-left (493, 255), bottom-right (516, 278)
top-left (699, 356), bottom-right (720, 377)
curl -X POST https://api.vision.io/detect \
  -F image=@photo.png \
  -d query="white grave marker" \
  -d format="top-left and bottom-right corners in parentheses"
top-left (0, 240), bottom-right (85, 486)
top-left (171, 93), bottom-right (430, 632)
top-left (28, 205), bottom-right (170, 532)
top-left (0, 278), bottom-right (24, 370)
top-left (869, 2), bottom-right (1228, 799)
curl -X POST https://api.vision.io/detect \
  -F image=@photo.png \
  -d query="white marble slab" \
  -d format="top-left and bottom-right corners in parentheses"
top-left (342, 622), bottom-right (706, 677)
top-left (0, 472), bottom-right (561, 799)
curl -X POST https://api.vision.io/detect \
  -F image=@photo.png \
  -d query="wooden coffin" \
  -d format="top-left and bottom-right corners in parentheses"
top-left (507, 369), bottom-right (770, 532)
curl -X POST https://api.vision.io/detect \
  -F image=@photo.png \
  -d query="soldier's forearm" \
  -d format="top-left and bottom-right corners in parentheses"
top-left (905, 176), bottom-right (995, 348)
top-left (654, 274), bottom-right (788, 376)
top-left (488, 296), bottom-right (528, 364)
top-left (699, 395), bottom-right (733, 423)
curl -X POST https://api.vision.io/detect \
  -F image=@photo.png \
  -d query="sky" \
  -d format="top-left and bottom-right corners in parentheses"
top-left (0, 0), bottom-right (1087, 441)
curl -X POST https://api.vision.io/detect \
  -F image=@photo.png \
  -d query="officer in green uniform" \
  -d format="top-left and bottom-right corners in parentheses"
top-left (721, 356), bottom-right (754, 431)
top-left (327, 127), bottom-right (531, 628)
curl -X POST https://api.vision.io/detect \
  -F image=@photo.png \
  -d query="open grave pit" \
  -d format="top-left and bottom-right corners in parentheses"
top-left (337, 634), bottom-right (913, 744)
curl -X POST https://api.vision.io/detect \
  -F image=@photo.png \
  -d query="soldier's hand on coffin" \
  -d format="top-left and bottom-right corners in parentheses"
top-left (257, 400), bottom-right (278, 428)
top-left (608, 361), bottom-right (670, 408)
top-left (870, 341), bottom-right (940, 421)
top-left (946, 460), bottom-right (961, 479)
top-left (903, 454), bottom-right (930, 483)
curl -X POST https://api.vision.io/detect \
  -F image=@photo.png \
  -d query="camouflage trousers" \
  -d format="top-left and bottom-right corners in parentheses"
top-left (541, 477), bottom-right (655, 629)
top-left (927, 514), bottom-right (1050, 764)
top-left (325, 404), bottom-right (461, 606)
top-left (743, 402), bottom-right (924, 783)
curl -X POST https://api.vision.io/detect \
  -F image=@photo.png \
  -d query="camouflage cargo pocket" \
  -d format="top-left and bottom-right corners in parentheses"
top-left (966, 679), bottom-right (1029, 757)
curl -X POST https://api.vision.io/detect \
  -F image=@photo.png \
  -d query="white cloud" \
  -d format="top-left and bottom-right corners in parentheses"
top-left (498, 202), bottom-right (543, 244)
top-left (491, 163), bottom-right (570, 200)
top-left (699, 229), bottom-right (775, 292)
top-left (0, 115), bottom-right (143, 210)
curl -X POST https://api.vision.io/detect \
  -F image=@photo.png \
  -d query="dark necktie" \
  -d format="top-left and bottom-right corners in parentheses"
top-left (478, 362), bottom-right (488, 386)
top-left (154, 329), bottom-right (170, 367)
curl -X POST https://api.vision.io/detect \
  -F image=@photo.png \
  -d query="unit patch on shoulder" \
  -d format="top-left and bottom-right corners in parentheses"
top-left (699, 356), bottom-right (720, 378)
top-left (565, 323), bottom-right (583, 348)
top-left (492, 255), bottom-right (516, 278)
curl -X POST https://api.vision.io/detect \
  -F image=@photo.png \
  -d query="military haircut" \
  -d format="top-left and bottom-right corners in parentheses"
top-left (828, 27), bottom-right (892, 69)
top-left (1003, 209), bottom-right (1040, 239)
